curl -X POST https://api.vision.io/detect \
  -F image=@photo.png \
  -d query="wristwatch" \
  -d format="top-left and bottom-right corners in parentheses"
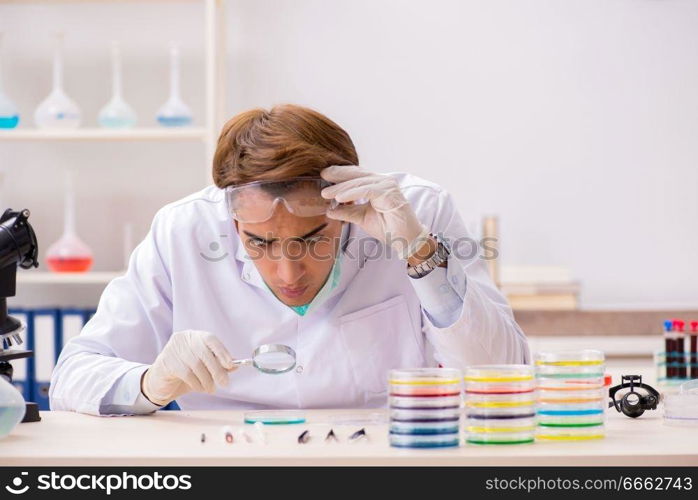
top-left (407, 234), bottom-right (450, 279)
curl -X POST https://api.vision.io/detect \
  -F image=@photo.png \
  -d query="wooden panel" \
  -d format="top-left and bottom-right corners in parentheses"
top-left (514, 310), bottom-right (698, 336)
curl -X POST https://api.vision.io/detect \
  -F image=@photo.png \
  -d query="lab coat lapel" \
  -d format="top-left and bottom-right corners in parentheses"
top-left (323, 224), bottom-right (378, 302)
top-left (233, 233), bottom-right (269, 291)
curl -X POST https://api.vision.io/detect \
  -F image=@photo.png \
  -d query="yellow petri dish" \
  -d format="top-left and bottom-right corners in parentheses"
top-left (465, 392), bottom-right (536, 409)
top-left (464, 365), bottom-right (535, 383)
top-left (536, 425), bottom-right (605, 441)
top-left (389, 368), bottom-right (463, 386)
top-left (535, 350), bottom-right (605, 366)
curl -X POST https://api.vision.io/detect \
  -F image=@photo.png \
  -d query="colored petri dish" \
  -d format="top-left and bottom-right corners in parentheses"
top-left (537, 388), bottom-right (606, 404)
top-left (466, 431), bottom-right (535, 445)
top-left (464, 375), bottom-right (537, 395)
top-left (390, 395), bottom-right (462, 409)
top-left (390, 432), bottom-right (460, 448)
top-left (538, 400), bottom-right (606, 412)
top-left (535, 350), bottom-right (605, 366)
top-left (466, 405), bottom-right (536, 419)
top-left (390, 420), bottom-right (461, 435)
top-left (536, 364), bottom-right (606, 378)
top-left (243, 410), bottom-right (306, 425)
top-left (537, 413), bottom-right (605, 426)
top-left (465, 392), bottom-right (536, 409)
top-left (537, 409), bottom-right (604, 416)
top-left (390, 384), bottom-right (462, 397)
top-left (465, 388), bottom-right (536, 396)
top-left (468, 413), bottom-right (536, 421)
top-left (390, 408), bottom-right (462, 421)
top-left (538, 422), bottom-right (604, 428)
top-left (536, 377), bottom-right (605, 391)
top-left (389, 368), bottom-right (463, 386)
top-left (464, 365), bottom-right (535, 384)
top-left (466, 417), bottom-right (535, 433)
top-left (536, 425), bottom-right (605, 441)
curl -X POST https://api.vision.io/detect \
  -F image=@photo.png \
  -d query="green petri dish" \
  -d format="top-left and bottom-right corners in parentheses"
top-left (466, 430), bottom-right (535, 445)
top-left (467, 438), bottom-right (535, 445)
top-left (243, 410), bottom-right (306, 425)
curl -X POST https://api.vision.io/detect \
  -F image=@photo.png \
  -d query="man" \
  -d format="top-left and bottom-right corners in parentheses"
top-left (50, 104), bottom-right (529, 415)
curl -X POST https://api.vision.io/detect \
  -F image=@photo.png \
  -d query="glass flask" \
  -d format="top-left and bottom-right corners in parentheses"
top-left (0, 33), bottom-right (19, 129)
top-left (98, 41), bottom-right (136, 128)
top-left (34, 33), bottom-right (81, 129)
top-left (156, 42), bottom-right (192, 127)
top-left (0, 377), bottom-right (25, 438)
top-left (46, 172), bottom-right (93, 273)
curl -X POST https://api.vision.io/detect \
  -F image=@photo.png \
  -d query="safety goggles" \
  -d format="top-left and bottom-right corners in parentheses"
top-left (225, 177), bottom-right (338, 223)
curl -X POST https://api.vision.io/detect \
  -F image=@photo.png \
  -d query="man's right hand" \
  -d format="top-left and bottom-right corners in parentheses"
top-left (141, 330), bottom-right (236, 406)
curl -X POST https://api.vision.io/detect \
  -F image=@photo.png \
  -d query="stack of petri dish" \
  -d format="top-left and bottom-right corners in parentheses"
top-left (463, 365), bottom-right (536, 445)
top-left (388, 368), bottom-right (462, 448)
top-left (664, 380), bottom-right (698, 426)
top-left (535, 350), bottom-right (606, 441)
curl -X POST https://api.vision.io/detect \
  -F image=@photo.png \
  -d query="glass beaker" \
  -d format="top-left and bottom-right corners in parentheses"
top-left (0, 376), bottom-right (25, 438)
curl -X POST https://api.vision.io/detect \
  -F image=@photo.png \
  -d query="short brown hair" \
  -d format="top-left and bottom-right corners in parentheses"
top-left (212, 104), bottom-right (359, 188)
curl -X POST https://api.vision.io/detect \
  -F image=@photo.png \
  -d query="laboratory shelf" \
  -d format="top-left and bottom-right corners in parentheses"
top-left (0, 128), bottom-right (208, 142)
top-left (17, 271), bottom-right (124, 285)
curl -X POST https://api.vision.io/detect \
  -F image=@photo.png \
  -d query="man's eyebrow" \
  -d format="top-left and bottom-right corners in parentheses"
top-left (243, 223), bottom-right (328, 243)
top-left (298, 223), bottom-right (328, 240)
top-left (242, 230), bottom-right (276, 242)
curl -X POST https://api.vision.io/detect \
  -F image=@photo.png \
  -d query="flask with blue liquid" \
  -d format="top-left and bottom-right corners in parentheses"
top-left (98, 41), bottom-right (137, 128)
top-left (156, 42), bottom-right (193, 127)
top-left (0, 33), bottom-right (19, 129)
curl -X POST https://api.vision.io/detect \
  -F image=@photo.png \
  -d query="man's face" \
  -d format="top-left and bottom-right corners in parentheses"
top-left (236, 205), bottom-right (343, 306)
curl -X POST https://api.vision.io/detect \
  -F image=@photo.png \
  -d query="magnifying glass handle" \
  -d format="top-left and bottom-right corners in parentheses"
top-left (229, 358), bottom-right (254, 369)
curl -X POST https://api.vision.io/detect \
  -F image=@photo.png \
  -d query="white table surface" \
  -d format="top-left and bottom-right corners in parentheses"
top-left (3, 358), bottom-right (693, 466)
top-left (1, 407), bottom-right (696, 466)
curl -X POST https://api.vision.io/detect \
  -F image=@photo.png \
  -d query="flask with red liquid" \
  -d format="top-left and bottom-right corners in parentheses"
top-left (45, 172), bottom-right (93, 273)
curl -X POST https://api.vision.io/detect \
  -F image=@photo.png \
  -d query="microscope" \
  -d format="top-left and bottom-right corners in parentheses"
top-left (0, 208), bottom-right (40, 422)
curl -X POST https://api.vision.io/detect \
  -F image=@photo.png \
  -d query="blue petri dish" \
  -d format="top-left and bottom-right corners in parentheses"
top-left (390, 421), bottom-right (461, 435)
top-left (243, 410), bottom-right (306, 425)
top-left (390, 432), bottom-right (460, 448)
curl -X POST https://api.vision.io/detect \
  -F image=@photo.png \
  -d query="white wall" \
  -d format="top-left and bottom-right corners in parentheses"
top-left (1, 0), bottom-right (697, 309)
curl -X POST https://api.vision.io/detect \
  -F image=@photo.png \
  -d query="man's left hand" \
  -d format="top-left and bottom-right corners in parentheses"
top-left (321, 165), bottom-right (430, 260)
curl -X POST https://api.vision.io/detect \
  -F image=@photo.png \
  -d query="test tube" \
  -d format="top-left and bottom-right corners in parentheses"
top-left (675, 320), bottom-right (686, 379)
top-left (664, 320), bottom-right (674, 379)
top-left (690, 321), bottom-right (698, 379)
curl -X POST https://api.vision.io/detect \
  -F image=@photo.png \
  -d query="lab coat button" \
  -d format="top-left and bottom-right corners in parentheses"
top-left (451, 276), bottom-right (458, 285)
top-left (296, 365), bottom-right (304, 374)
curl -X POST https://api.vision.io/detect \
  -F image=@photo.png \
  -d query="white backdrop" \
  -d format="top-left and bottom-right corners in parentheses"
top-left (1, 0), bottom-right (697, 309)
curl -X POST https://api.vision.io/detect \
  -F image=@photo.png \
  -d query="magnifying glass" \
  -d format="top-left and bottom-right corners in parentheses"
top-left (229, 344), bottom-right (296, 374)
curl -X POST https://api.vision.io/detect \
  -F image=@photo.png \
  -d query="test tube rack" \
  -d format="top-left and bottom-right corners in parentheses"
top-left (655, 319), bottom-right (698, 387)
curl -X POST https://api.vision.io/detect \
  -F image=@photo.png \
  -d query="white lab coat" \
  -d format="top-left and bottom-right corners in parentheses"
top-left (50, 173), bottom-right (529, 414)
